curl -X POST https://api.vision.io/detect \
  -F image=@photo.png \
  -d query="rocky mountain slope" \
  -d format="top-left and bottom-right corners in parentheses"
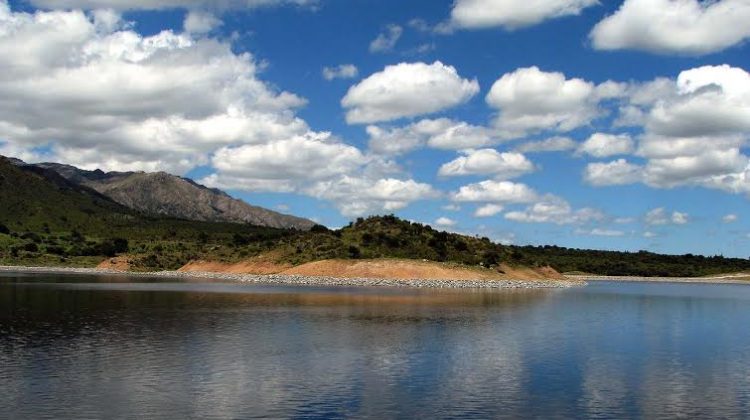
top-left (32, 161), bottom-right (315, 230)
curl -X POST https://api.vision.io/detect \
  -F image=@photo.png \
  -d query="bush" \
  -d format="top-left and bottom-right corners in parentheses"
top-left (310, 224), bottom-right (330, 233)
top-left (23, 242), bottom-right (39, 253)
top-left (98, 238), bottom-right (129, 257)
top-left (348, 245), bottom-right (361, 259)
top-left (0, 223), bottom-right (9, 234)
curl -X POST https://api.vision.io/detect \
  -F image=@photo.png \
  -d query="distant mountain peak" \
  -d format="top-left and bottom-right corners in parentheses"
top-left (29, 159), bottom-right (315, 230)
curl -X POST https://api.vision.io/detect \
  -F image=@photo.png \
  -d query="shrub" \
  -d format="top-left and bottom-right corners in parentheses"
top-left (310, 224), bottom-right (330, 233)
top-left (348, 245), bottom-right (361, 259)
top-left (23, 242), bottom-right (39, 253)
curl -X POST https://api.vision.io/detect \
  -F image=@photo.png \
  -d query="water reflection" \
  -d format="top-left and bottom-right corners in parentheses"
top-left (1, 275), bottom-right (750, 418)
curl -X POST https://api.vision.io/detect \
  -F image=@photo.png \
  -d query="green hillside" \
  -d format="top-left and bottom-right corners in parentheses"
top-left (2, 157), bottom-right (749, 276)
top-left (0, 157), bottom-right (293, 268)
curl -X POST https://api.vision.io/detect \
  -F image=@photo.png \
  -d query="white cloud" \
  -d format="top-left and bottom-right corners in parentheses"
top-left (514, 136), bottom-right (577, 153)
top-left (723, 214), bottom-right (738, 223)
top-left (183, 10), bottom-right (221, 34)
top-left (0, 5), bottom-right (310, 173)
top-left (505, 195), bottom-right (604, 225)
top-left (367, 118), bottom-right (501, 155)
top-left (206, 132), bottom-right (366, 187)
top-left (577, 133), bottom-right (634, 158)
top-left (305, 176), bottom-right (439, 217)
top-left (644, 146), bottom-right (749, 188)
top-left (29, 0), bottom-right (317, 11)
top-left (596, 65), bottom-right (750, 196)
top-left (442, 203), bottom-right (461, 211)
top-left (449, 0), bottom-right (598, 31)
top-left (643, 231), bottom-right (657, 238)
top-left (369, 24), bottom-right (402, 53)
top-left (645, 208), bottom-right (689, 226)
top-left (647, 65), bottom-right (750, 138)
top-left (438, 149), bottom-right (535, 179)
top-left (614, 217), bottom-right (635, 224)
top-left (584, 159), bottom-right (643, 186)
top-left (435, 217), bottom-right (457, 227)
top-left (322, 64), bottom-right (358, 81)
top-left (342, 62), bottom-right (479, 124)
top-left (576, 228), bottom-right (626, 237)
top-left (474, 204), bottom-right (504, 217)
top-left (451, 180), bottom-right (539, 203)
top-left (645, 208), bottom-right (669, 225)
top-left (672, 211), bottom-right (689, 225)
top-left (590, 0), bottom-right (750, 55)
top-left (486, 67), bottom-right (604, 138)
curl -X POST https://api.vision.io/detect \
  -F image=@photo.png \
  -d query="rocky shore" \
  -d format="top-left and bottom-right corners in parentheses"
top-left (0, 265), bottom-right (582, 289)
top-left (569, 274), bottom-right (750, 285)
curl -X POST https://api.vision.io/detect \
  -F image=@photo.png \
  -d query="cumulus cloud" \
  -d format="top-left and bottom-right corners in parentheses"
top-left (438, 148), bottom-right (535, 179)
top-left (514, 136), bottom-right (577, 153)
top-left (451, 180), bottom-right (539, 203)
top-left (590, 65), bottom-right (750, 196)
top-left (442, 203), bottom-right (461, 211)
top-left (584, 159), bottom-right (643, 186)
top-left (369, 24), bottom-right (402, 53)
top-left (0, 5), bottom-right (309, 173)
top-left (435, 217), bottom-right (457, 227)
top-left (645, 208), bottom-right (689, 226)
top-left (590, 0), bottom-right (750, 55)
top-left (305, 176), bottom-right (439, 217)
top-left (486, 67), bottom-right (606, 138)
top-left (367, 118), bottom-right (500, 155)
top-left (723, 214), bottom-right (738, 223)
top-left (672, 211), bottom-right (689, 225)
top-left (342, 61), bottom-right (479, 124)
top-left (183, 10), bottom-right (221, 34)
top-left (505, 195), bottom-right (604, 225)
top-left (449, 0), bottom-right (598, 31)
top-left (474, 204), bottom-right (504, 218)
top-left (576, 228), bottom-right (626, 237)
top-left (647, 65), bottom-right (750, 138)
top-left (206, 132), bottom-right (366, 186)
top-left (577, 133), bottom-right (634, 158)
top-left (322, 64), bottom-right (358, 81)
top-left (29, 0), bottom-right (317, 11)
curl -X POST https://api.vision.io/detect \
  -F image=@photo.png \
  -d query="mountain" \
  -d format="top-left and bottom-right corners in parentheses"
top-left (33, 162), bottom-right (315, 230)
top-left (0, 156), bottom-right (134, 233)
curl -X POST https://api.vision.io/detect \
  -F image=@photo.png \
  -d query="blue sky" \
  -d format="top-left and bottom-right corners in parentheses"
top-left (1, 0), bottom-right (750, 257)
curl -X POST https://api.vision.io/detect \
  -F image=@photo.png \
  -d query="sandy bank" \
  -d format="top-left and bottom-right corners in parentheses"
top-left (177, 258), bottom-right (566, 282)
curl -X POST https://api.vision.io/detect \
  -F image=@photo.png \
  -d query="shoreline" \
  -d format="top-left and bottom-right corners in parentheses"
top-left (0, 265), bottom-right (582, 289)
top-left (569, 274), bottom-right (750, 285)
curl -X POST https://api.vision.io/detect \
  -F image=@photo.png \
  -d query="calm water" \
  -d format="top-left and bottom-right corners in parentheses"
top-left (1, 273), bottom-right (750, 419)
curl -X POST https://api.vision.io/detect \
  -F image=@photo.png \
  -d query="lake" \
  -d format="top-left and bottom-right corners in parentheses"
top-left (1, 272), bottom-right (750, 419)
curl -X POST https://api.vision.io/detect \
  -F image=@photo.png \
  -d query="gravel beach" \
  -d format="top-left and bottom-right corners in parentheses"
top-left (0, 265), bottom-right (582, 289)
top-left (568, 274), bottom-right (750, 285)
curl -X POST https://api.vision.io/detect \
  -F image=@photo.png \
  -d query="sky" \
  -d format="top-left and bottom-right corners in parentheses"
top-left (1, 0), bottom-right (749, 257)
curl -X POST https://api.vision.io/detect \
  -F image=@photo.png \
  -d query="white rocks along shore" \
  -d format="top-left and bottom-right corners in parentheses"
top-left (0, 265), bottom-right (581, 289)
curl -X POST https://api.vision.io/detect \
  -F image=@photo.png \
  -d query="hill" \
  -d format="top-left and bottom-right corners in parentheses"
top-left (32, 161), bottom-right (314, 230)
top-left (0, 157), bottom-right (295, 268)
top-left (1, 157), bottom-right (749, 277)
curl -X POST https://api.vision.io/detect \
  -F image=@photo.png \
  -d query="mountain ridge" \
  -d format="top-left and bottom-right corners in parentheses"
top-left (26, 160), bottom-right (315, 230)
